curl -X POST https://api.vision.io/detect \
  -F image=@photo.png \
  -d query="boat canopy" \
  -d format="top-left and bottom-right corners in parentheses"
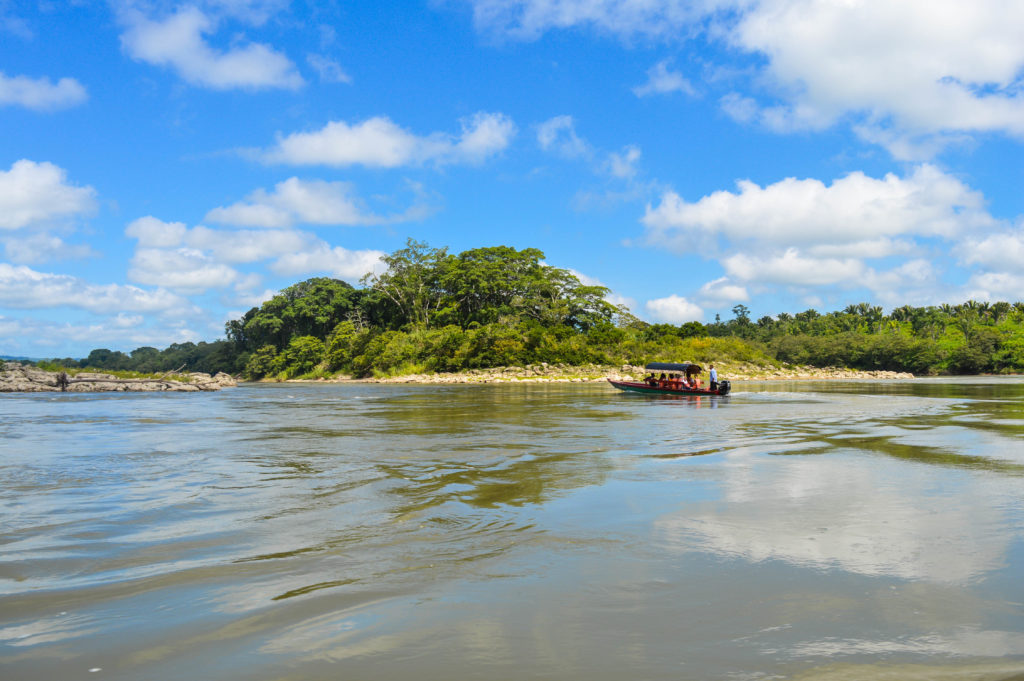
top-left (645, 361), bottom-right (703, 375)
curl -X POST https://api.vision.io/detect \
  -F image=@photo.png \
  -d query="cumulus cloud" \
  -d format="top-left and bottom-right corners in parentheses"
top-left (270, 244), bottom-right (386, 281)
top-left (205, 177), bottom-right (428, 227)
top-left (0, 71), bottom-right (87, 111)
top-left (724, 249), bottom-right (867, 287)
top-left (537, 115), bottom-right (590, 158)
top-left (633, 59), bottom-right (696, 97)
top-left (965, 272), bottom-right (1024, 303)
top-left (124, 216), bottom-right (387, 290)
top-left (465, 0), bottom-right (705, 40)
top-left (185, 226), bottom-right (319, 263)
top-left (641, 164), bottom-right (1006, 306)
top-left (3, 234), bottom-right (95, 264)
top-left (306, 53), bottom-right (351, 84)
top-left (119, 5), bottom-right (303, 90)
top-left (261, 112), bottom-right (516, 167)
top-left (643, 165), bottom-right (997, 253)
top-left (605, 145), bottom-right (642, 180)
top-left (466, 1), bottom-right (1024, 155)
top-left (696, 277), bottom-right (748, 308)
top-left (725, 0), bottom-right (1024, 152)
top-left (0, 314), bottom-right (205, 357)
top-left (125, 216), bottom-right (189, 248)
top-left (128, 247), bottom-right (240, 292)
top-left (962, 229), bottom-right (1024, 274)
top-left (0, 160), bottom-right (97, 230)
top-left (645, 294), bottom-right (703, 323)
top-left (0, 263), bottom-right (189, 314)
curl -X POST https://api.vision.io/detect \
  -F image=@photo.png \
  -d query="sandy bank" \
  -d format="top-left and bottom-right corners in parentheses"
top-left (278, 362), bottom-right (914, 385)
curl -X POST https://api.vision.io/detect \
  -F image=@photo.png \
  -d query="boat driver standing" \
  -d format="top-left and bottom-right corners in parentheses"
top-left (709, 364), bottom-right (718, 391)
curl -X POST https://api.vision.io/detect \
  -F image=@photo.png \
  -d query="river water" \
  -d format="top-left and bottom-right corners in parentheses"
top-left (2, 379), bottom-right (1023, 680)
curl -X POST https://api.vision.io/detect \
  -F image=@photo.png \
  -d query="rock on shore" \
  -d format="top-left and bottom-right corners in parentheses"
top-left (0, 362), bottom-right (238, 393)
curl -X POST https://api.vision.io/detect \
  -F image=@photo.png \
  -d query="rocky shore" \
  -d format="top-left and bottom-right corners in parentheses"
top-left (301, 362), bottom-right (914, 385)
top-left (0, 361), bottom-right (238, 393)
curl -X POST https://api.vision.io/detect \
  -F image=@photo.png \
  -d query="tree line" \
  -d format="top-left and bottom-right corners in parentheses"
top-left (49, 239), bottom-right (1024, 378)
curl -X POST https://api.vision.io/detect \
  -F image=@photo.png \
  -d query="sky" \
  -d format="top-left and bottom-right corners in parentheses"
top-left (2, 0), bottom-right (1024, 358)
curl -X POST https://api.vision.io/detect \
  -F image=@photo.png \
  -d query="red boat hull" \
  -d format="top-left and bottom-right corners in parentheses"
top-left (607, 378), bottom-right (730, 396)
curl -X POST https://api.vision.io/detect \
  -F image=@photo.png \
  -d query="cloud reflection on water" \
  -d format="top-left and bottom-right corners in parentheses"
top-left (654, 453), bottom-right (1017, 584)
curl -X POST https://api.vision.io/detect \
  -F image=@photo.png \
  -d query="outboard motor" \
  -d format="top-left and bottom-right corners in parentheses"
top-left (717, 379), bottom-right (731, 395)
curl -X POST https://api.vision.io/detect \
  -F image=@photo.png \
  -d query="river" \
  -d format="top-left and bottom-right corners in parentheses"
top-left (2, 379), bottom-right (1023, 680)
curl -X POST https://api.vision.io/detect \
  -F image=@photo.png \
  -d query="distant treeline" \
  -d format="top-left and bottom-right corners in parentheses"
top-left (45, 239), bottom-right (1024, 378)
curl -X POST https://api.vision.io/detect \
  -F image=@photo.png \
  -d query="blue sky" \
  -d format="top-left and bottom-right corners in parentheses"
top-left (3, 0), bottom-right (1024, 357)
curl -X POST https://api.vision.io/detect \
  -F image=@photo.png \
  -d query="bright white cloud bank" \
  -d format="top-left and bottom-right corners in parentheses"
top-left (206, 177), bottom-right (424, 228)
top-left (0, 263), bottom-right (187, 314)
top-left (0, 71), bottom-right (87, 110)
top-left (643, 164), bottom-right (1006, 309)
top-left (0, 160), bottom-right (97, 230)
top-left (262, 113), bottom-right (516, 167)
top-left (124, 216), bottom-right (386, 293)
top-left (469, 0), bottom-right (1024, 156)
top-left (645, 294), bottom-right (702, 323)
top-left (644, 165), bottom-right (996, 251)
top-left (120, 5), bottom-right (303, 90)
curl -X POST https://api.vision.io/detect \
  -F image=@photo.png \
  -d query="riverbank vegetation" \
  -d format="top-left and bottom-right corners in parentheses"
top-left (40, 240), bottom-right (1024, 379)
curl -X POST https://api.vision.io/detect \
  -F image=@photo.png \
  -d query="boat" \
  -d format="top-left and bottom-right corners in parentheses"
top-left (607, 362), bottom-right (731, 396)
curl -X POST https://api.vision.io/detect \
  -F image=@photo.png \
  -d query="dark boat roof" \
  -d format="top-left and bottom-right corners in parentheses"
top-left (645, 361), bottom-right (703, 373)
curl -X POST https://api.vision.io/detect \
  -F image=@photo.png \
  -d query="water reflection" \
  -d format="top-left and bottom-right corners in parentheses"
top-left (1, 380), bottom-right (1023, 680)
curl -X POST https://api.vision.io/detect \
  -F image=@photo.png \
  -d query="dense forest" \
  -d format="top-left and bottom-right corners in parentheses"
top-left (42, 240), bottom-right (1024, 379)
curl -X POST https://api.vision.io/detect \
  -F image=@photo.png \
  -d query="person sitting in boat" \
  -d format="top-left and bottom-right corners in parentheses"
top-left (645, 373), bottom-right (657, 386)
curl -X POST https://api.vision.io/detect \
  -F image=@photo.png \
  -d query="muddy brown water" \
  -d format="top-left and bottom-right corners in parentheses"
top-left (2, 379), bottom-right (1023, 680)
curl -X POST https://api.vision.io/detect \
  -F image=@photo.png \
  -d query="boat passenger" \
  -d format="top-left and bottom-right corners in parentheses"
top-left (709, 364), bottom-right (718, 391)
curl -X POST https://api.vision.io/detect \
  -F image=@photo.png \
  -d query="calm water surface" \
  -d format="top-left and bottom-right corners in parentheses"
top-left (2, 379), bottom-right (1024, 680)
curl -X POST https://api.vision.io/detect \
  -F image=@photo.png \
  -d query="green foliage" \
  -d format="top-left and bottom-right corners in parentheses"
top-left (73, 238), bottom-right (1024, 379)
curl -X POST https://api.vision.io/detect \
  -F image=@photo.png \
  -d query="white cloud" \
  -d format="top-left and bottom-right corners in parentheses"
top-left (271, 244), bottom-right (386, 282)
top-left (965, 272), bottom-right (1024, 303)
top-left (3, 234), bottom-right (95, 264)
top-left (645, 294), bottom-right (703, 323)
top-left (633, 59), bottom-right (696, 97)
top-left (962, 229), bottom-right (1024, 274)
top-left (807, 238), bottom-right (916, 260)
top-left (185, 226), bottom-right (318, 263)
top-left (261, 112), bottom-right (516, 167)
top-left (0, 263), bottom-right (189, 314)
top-left (0, 160), bottom-right (97, 230)
top-left (124, 217), bottom-right (388, 291)
top-left (306, 53), bottom-right (351, 84)
top-left (467, 1), bottom-right (1024, 155)
top-left (465, 0), bottom-right (708, 40)
top-left (119, 5), bottom-right (303, 90)
top-left (0, 314), bottom-right (204, 357)
top-left (644, 165), bottom-right (997, 252)
top-left (125, 216), bottom-right (189, 248)
top-left (696, 277), bottom-right (748, 308)
top-left (0, 71), bottom-right (87, 111)
top-left (724, 249), bottom-right (866, 287)
top-left (128, 247), bottom-right (239, 292)
top-left (726, 0), bottom-right (1024, 150)
top-left (205, 177), bottom-right (423, 227)
top-left (604, 145), bottom-right (642, 180)
top-left (537, 115), bottom-right (590, 158)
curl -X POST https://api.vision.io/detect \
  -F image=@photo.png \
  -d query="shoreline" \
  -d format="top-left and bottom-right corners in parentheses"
top-left (0, 361), bottom-right (238, 393)
top-left (271, 362), bottom-right (915, 385)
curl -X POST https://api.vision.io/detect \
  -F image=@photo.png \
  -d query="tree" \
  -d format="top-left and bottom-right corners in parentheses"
top-left (362, 238), bottom-right (448, 328)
